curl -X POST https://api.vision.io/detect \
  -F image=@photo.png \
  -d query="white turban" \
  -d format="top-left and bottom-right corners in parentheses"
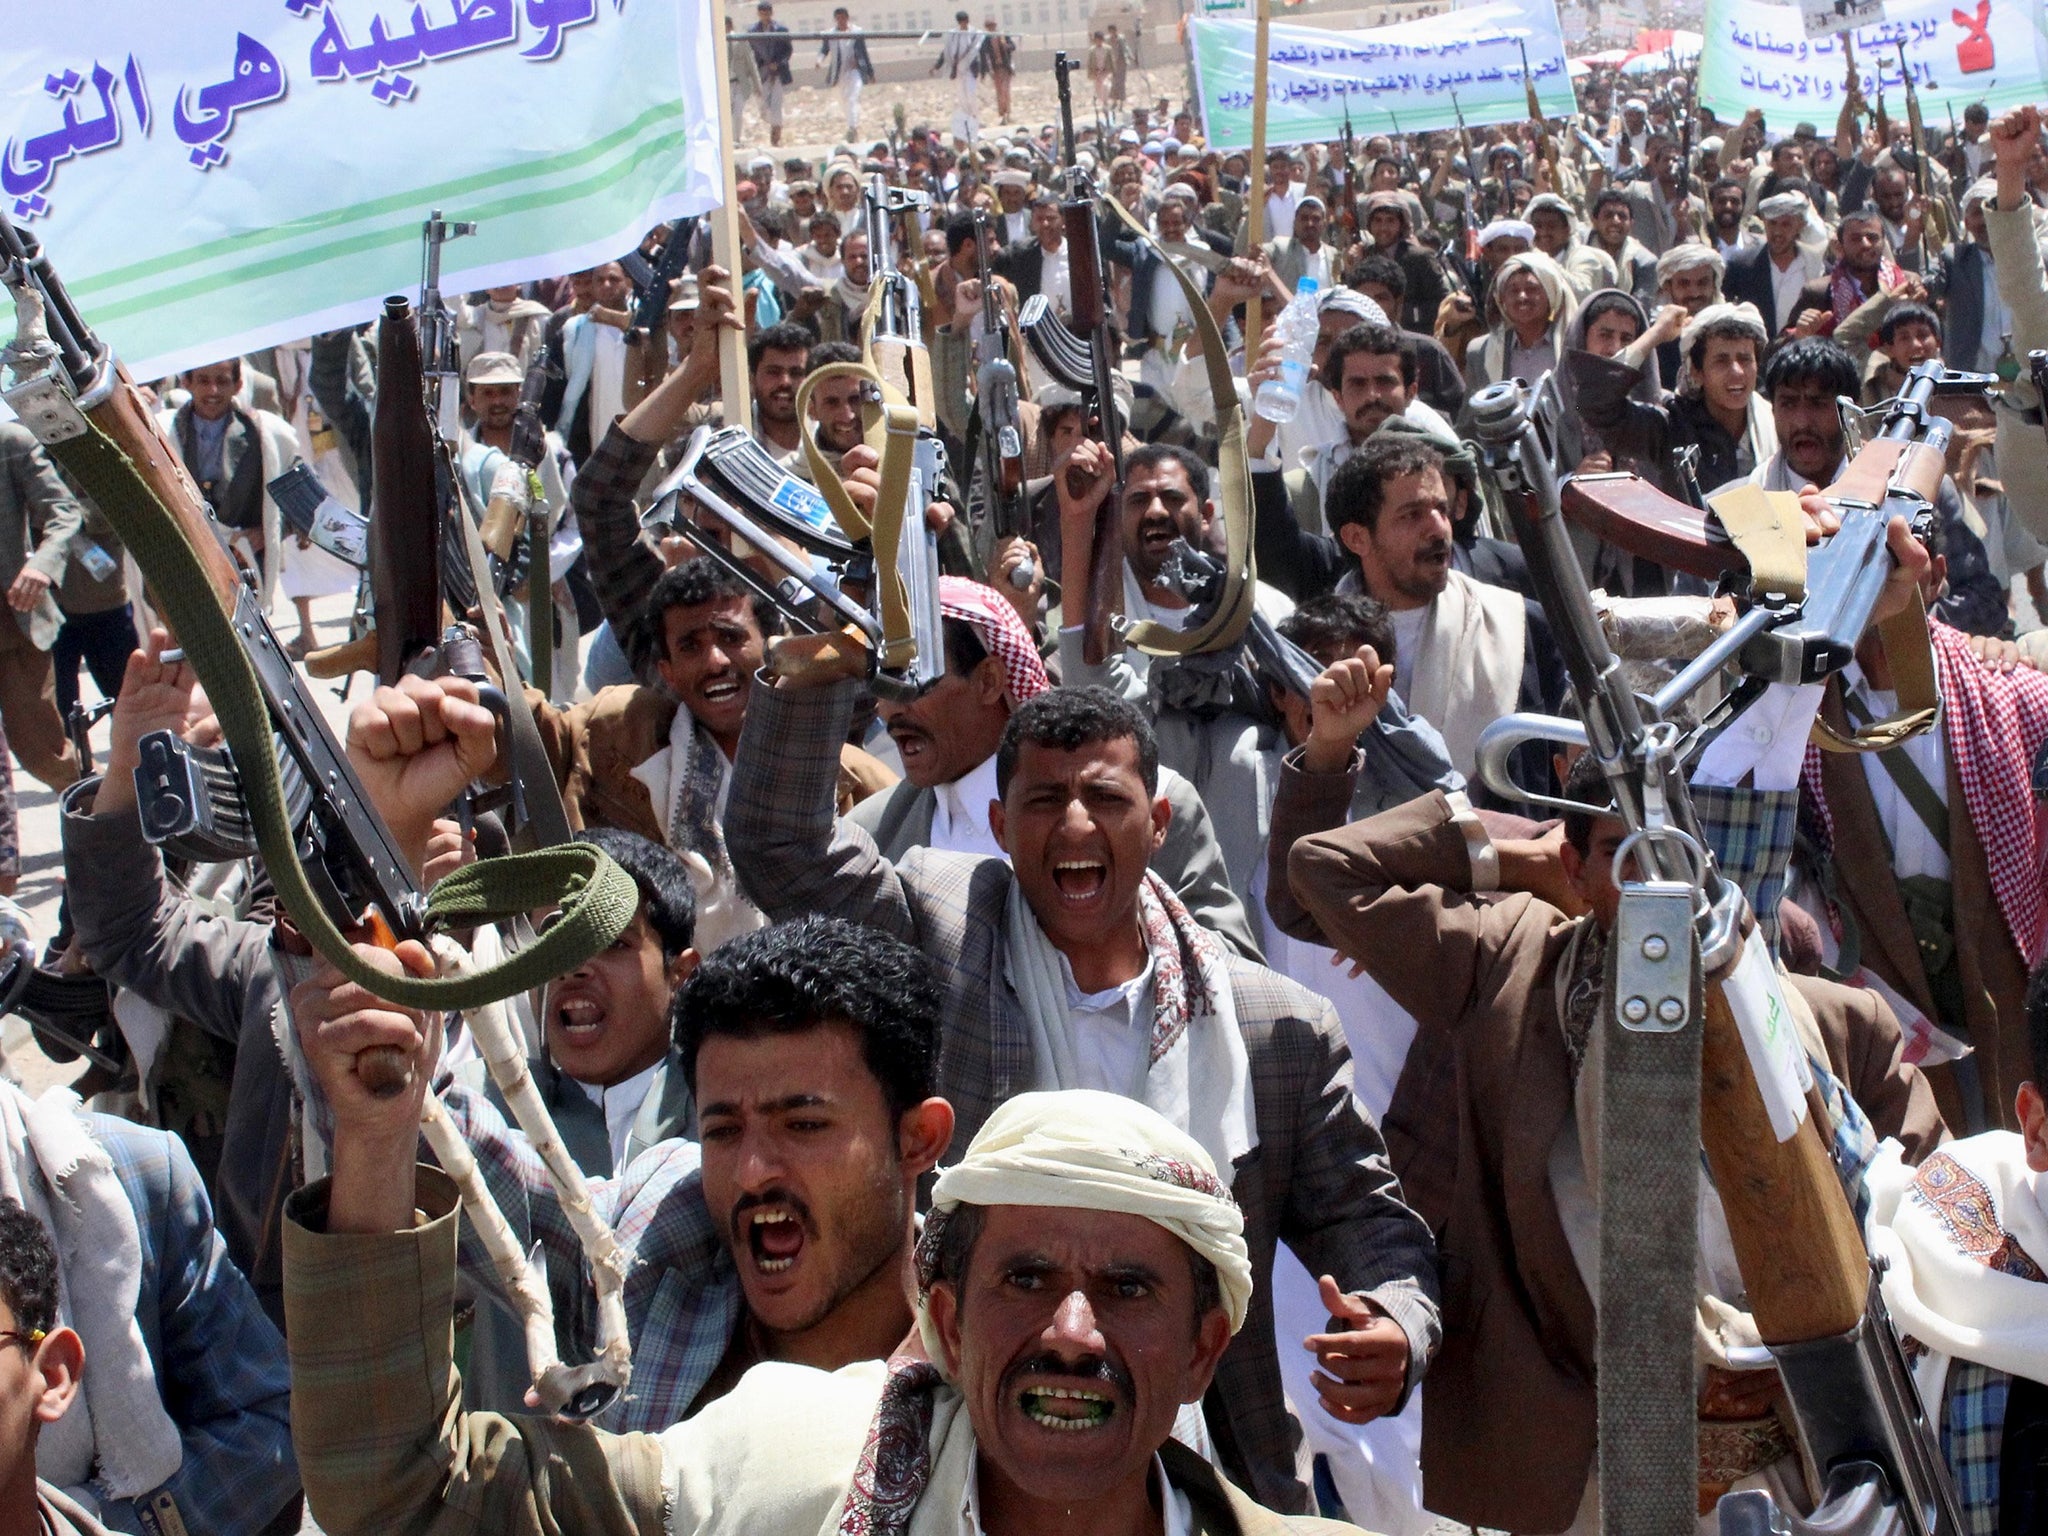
top-left (1962, 175), bottom-right (1998, 213)
top-left (1478, 217), bottom-right (1535, 248)
top-left (1319, 287), bottom-right (1389, 327)
top-left (1679, 300), bottom-right (1767, 359)
top-left (1757, 190), bottom-right (1809, 221)
top-left (916, 1090), bottom-right (1254, 1363)
top-left (1656, 241), bottom-right (1726, 287)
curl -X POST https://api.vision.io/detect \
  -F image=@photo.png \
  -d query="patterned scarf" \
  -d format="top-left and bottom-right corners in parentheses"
top-left (1003, 870), bottom-right (1256, 1175)
top-left (837, 1358), bottom-right (944, 1536)
top-left (1555, 918), bottom-right (1606, 1077)
top-left (665, 709), bottom-right (733, 882)
top-left (1800, 620), bottom-right (2048, 968)
top-left (1825, 249), bottom-right (1898, 330)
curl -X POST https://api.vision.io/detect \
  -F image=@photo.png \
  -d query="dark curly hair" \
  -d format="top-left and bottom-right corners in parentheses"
top-left (0, 1200), bottom-right (57, 1342)
top-left (671, 915), bottom-right (940, 1118)
top-left (995, 686), bottom-right (1158, 799)
top-left (573, 827), bottom-right (696, 959)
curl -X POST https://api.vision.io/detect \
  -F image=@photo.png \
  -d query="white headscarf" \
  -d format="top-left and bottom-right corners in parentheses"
top-left (1482, 248), bottom-right (1579, 385)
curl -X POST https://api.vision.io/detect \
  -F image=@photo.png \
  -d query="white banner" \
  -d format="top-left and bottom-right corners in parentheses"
top-left (1, 0), bottom-right (724, 379)
top-left (1189, 0), bottom-right (1577, 152)
top-left (1699, 0), bottom-right (2048, 123)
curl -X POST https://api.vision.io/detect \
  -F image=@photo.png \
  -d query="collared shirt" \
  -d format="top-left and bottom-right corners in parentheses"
top-left (1769, 247), bottom-right (1808, 332)
top-left (190, 410), bottom-right (231, 485)
top-left (960, 1453), bottom-right (1192, 1536)
top-left (1299, 242), bottom-right (1332, 289)
top-left (589, 323), bottom-right (627, 443)
top-left (998, 208), bottom-right (1032, 245)
top-left (1265, 187), bottom-right (1303, 238)
top-left (573, 1059), bottom-right (663, 1172)
top-left (1843, 662), bottom-right (1950, 881)
top-left (1062, 948), bottom-right (1157, 1098)
top-left (439, 1083), bottom-right (743, 1431)
top-left (931, 753), bottom-right (1006, 861)
top-left (1389, 604), bottom-right (1428, 698)
top-left (1039, 239), bottom-right (1072, 320)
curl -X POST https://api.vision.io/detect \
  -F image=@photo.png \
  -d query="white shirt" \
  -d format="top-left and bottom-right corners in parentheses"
top-left (1388, 604), bottom-right (1428, 699)
top-left (1769, 247), bottom-right (1809, 334)
top-left (798, 244), bottom-right (844, 283)
top-left (1844, 663), bottom-right (1951, 881)
top-left (573, 1059), bottom-right (662, 1171)
top-left (960, 1454), bottom-right (1193, 1536)
top-left (589, 323), bottom-right (627, 442)
top-left (1063, 950), bottom-right (1157, 1098)
top-left (930, 752), bottom-right (1006, 861)
top-left (999, 208), bottom-right (1032, 245)
top-left (1039, 239), bottom-right (1072, 320)
top-left (1265, 187), bottom-right (1303, 239)
top-left (1298, 243), bottom-right (1332, 290)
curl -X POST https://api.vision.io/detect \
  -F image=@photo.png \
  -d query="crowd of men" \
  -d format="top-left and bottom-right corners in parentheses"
top-left (7, 35), bottom-right (2048, 1536)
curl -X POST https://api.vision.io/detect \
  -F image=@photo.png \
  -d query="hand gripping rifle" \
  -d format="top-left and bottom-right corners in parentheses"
top-left (0, 212), bottom-right (641, 1423)
top-left (647, 176), bottom-right (948, 701)
top-left (966, 210), bottom-right (1033, 591)
top-left (1466, 373), bottom-right (1966, 1536)
top-left (1021, 49), bottom-right (1125, 665)
top-left (621, 217), bottom-right (697, 348)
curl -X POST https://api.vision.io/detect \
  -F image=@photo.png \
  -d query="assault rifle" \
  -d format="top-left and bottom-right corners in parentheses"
top-left (1467, 369), bottom-right (1973, 1536)
top-left (967, 211), bottom-right (1033, 591)
top-left (622, 217), bottom-right (697, 348)
top-left (0, 209), bottom-right (637, 1422)
top-left (1025, 49), bottom-right (1124, 665)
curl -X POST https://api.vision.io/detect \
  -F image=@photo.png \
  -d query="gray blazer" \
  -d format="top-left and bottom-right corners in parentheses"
top-left (0, 422), bottom-right (82, 650)
top-left (845, 762), bottom-right (1263, 961)
top-left (726, 677), bottom-right (1441, 1517)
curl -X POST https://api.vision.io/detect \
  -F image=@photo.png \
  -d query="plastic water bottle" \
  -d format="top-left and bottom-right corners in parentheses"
top-left (1253, 276), bottom-right (1323, 424)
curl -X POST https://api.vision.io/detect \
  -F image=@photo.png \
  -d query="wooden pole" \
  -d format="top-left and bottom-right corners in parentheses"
top-left (709, 15), bottom-right (753, 435)
top-left (1242, 0), bottom-right (1272, 360)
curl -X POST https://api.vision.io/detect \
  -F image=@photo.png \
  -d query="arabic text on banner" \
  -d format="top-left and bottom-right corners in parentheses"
top-left (1187, 0), bottom-right (1577, 153)
top-left (0, 0), bottom-right (723, 380)
top-left (1697, 0), bottom-right (2048, 124)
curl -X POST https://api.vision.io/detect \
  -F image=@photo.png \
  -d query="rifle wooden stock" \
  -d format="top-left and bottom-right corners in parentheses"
top-left (1825, 438), bottom-right (1944, 508)
top-left (1699, 989), bottom-right (1869, 1343)
top-left (1562, 473), bottom-right (1747, 583)
top-left (369, 296), bottom-right (445, 685)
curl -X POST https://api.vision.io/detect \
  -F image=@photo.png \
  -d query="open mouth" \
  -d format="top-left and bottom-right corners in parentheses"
top-left (888, 722), bottom-right (932, 763)
top-left (698, 676), bottom-right (743, 708)
top-left (1017, 1385), bottom-right (1117, 1432)
top-left (1051, 859), bottom-right (1107, 903)
top-left (555, 995), bottom-right (606, 1041)
top-left (742, 1207), bottom-right (807, 1276)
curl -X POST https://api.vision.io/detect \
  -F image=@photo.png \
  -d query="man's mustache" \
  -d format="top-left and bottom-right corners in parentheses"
top-left (1004, 1350), bottom-right (1135, 1404)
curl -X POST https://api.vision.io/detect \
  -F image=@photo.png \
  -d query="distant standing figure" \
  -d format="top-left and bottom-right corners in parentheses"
top-left (747, 0), bottom-right (794, 148)
top-left (1087, 30), bottom-right (1113, 109)
top-left (1108, 22), bottom-right (1130, 106)
top-left (982, 18), bottom-right (1017, 124)
top-left (820, 7), bottom-right (875, 140)
top-left (932, 10), bottom-right (985, 145)
top-left (727, 17), bottom-right (763, 141)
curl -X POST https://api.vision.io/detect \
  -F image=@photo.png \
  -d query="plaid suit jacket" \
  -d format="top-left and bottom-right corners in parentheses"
top-left (727, 678), bottom-right (1442, 1514)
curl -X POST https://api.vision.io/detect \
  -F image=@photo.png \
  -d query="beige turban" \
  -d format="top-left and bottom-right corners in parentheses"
top-left (1679, 299), bottom-right (1767, 359)
top-left (1656, 241), bottom-right (1726, 288)
top-left (915, 1090), bottom-right (1254, 1363)
top-left (1757, 190), bottom-right (1809, 221)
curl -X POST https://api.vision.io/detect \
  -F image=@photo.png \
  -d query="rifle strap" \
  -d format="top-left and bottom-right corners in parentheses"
top-left (1705, 484), bottom-right (1807, 601)
top-left (1811, 604), bottom-right (1940, 753)
top-left (44, 410), bottom-right (638, 1011)
top-left (448, 460), bottom-right (577, 848)
top-left (796, 352), bottom-right (923, 675)
top-left (1098, 194), bottom-right (1257, 660)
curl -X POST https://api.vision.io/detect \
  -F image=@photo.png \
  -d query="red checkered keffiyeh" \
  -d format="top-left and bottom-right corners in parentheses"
top-left (1821, 247), bottom-right (1900, 333)
top-left (937, 576), bottom-right (1049, 705)
top-left (1802, 621), bottom-right (2048, 967)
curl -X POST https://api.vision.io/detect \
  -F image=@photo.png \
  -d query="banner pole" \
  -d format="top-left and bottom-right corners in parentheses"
top-left (1243, 0), bottom-right (1272, 361)
top-left (711, 19), bottom-right (753, 435)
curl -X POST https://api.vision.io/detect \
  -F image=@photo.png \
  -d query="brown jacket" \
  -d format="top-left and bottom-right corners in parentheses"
top-left (533, 684), bottom-right (896, 844)
top-left (1811, 683), bottom-right (2031, 1134)
top-left (1267, 770), bottom-right (1947, 1534)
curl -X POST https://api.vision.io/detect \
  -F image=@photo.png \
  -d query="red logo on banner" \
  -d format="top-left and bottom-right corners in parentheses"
top-left (1953, 0), bottom-right (1995, 75)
